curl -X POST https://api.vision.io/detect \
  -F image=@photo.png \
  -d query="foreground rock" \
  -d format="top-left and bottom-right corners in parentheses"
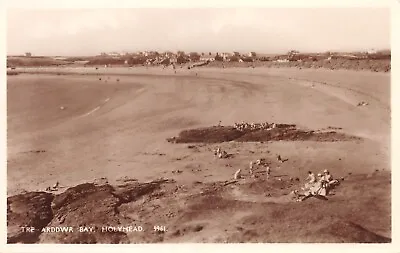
top-left (7, 192), bottom-right (54, 243)
top-left (39, 183), bottom-right (128, 243)
top-left (8, 179), bottom-right (170, 244)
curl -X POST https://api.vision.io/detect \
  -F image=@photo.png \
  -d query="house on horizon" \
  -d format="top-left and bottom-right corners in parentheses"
top-left (53, 56), bottom-right (67, 60)
top-left (246, 52), bottom-right (257, 57)
top-left (200, 56), bottom-right (215, 62)
top-left (100, 52), bottom-right (123, 57)
top-left (164, 51), bottom-right (175, 58)
top-left (170, 56), bottom-right (178, 64)
top-left (220, 52), bottom-right (231, 61)
top-left (232, 51), bottom-right (241, 57)
top-left (108, 52), bottom-right (121, 57)
top-left (139, 51), bottom-right (150, 57)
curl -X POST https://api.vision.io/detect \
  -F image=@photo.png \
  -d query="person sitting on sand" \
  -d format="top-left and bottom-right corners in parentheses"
top-left (214, 147), bottom-right (221, 156)
top-left (249, 161), bottom-right (254, 174)
top-left (311, 174), bottom-right (327, 196)
top-left (323, 169), bottom-right (332, 181)
top-left (303, 171), bottom-right (316, 190)
top-left (234, 169), bottom-right (242, 180)
top-left (323, 169), bottom-right (339, 187)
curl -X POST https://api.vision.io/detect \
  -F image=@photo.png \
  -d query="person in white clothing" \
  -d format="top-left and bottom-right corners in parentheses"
top-left (303, 171), bottom-right (316, 190)
top-left (234, 169), bottom-right (242, 180)
top-left (266, 166), bottom-right (271, 179)
top-left (323, 169), bottom-right (339, 187)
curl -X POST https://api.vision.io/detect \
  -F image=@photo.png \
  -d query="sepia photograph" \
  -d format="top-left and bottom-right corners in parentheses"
top-left (5, 6), bottom-right (393, 245)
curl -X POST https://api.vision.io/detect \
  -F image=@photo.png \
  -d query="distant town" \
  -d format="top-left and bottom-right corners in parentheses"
top-left (7, 49), bottom-right (391, 72)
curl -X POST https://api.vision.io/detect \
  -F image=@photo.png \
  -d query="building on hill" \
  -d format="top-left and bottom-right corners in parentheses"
top-left (164, 51), bottom-right (175, 58)
top-left (177, 55), bottom-right (190, 64)
top-left (108, 52), bottom-right (121, 57)
top-left (200, 56), bottom-right (215, 62)
top-left (177, 51), bottom-right (186, 57)
top-left (217, 53), bottom-right (230, 61)
top-left (214, 54), bottom-right (224, 61)
top-left (276, 59), bottom-right (289, 63)
top-left (232, 51), bottom-right (241, 57)
top-left (25, 52), bottom-right (32, 57)
top-left (241, 56), bottom-right (254, 62)
top-left (53, 56), bottom-right (67, 60)
top-left (160, 58), bottom-right (171, 65)
top-left (246, 52), bottom-right (257, 57)
top-left (189, 52), bottom-right (201, 62)
top-left (229, 55), bottom-right (240, 62)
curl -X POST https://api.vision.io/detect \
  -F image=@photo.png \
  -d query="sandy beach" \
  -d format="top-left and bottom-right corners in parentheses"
top-left (6, 66), bottom-right (391, 243)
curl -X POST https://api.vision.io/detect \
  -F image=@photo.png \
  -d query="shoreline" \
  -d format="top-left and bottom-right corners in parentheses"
top-left (7, 65), bottom-right (391, 77)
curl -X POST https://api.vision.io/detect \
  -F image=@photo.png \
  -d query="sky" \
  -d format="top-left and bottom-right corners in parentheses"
top-left (7, 8), bottom-right (390, 56)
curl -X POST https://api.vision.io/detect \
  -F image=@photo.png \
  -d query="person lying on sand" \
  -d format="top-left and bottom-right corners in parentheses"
top-left (295, 175), bottom-right (328, 201)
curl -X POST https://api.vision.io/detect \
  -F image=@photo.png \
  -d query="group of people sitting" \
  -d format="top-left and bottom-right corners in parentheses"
top-left (214, 147), bottom-right (229, 159)
top-left (295, 169), bottom-right (340, 201)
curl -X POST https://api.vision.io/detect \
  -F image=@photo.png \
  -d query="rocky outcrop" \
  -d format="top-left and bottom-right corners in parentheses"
top-left (7, 192), bottom-right (54, 243)
top-left (39, 183), bottom-right (128, 243)
top-left (167, 124), bottom-right (360, 143)
top-left (7, 179), bottom-right (169, 244)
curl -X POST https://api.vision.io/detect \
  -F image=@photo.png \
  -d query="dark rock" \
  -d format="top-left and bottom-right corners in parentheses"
top-left (112, 179), bottom-right (167, 204)
top-left (7, 192), bottom-right (54, 243)
top-left (192, 225), bottom-right (204, 232)
top-left (172, 229), bottom-right (181, 236)
top-left (51, 183), bottom-right (113, 210)
top-left (39, 183), bottom-right (129, 243)
top-left (167, 124), bottom-right (360, 144)
top-left (8, 178), bottom-right (175, 243)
